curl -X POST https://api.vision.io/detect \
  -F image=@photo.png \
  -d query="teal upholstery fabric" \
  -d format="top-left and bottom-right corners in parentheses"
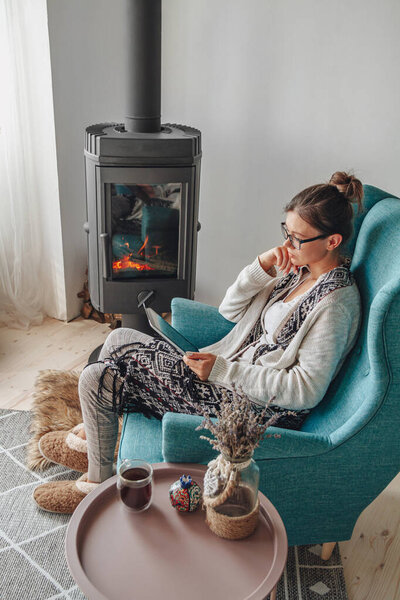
top-left (162, 413), bottom-right (332, 462)
top-left (344, 184), bottom-right (396, 256)
top-left (303, 198), bottom-right (400, 436)
top-left (119, 185), bottom-right (400, 547)
top-left (171, 297), bottom-right (235, 348)
top-left (118, 414), bottom-right (163, 465)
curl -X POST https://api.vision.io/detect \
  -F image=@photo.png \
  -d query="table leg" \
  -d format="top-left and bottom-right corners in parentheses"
top-left (321, 541), bottom-right (336, 560)
top-left (270, 585), bottom-right (277, 600)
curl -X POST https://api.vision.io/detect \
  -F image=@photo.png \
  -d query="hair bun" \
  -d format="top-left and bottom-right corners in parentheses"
top-left (329, 171), bottom-right (364, 207)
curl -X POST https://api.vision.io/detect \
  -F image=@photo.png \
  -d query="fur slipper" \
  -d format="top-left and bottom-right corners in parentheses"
top-left (33, 473), bottom-right (99, 514)
top-left (38, 423), bottom-right (88, 473)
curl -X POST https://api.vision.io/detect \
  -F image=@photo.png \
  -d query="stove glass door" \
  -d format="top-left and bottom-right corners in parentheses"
top-left (110, 183), bottom-right (182, 279)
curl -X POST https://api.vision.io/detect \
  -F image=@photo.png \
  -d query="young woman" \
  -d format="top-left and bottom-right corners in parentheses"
top-left (33, 171), bottom-right (363, 513)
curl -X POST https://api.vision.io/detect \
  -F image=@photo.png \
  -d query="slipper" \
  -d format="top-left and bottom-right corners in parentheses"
top-left (38, 423), bottom-right (88, 473)
top-left (33, 473), bottom-right (99, 514)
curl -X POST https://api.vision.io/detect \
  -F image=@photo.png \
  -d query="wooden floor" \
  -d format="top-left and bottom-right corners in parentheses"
top-left (1, 316), bottom-right (399, 600)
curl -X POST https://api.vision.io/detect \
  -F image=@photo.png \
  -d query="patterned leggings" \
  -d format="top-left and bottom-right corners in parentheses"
top-left (79, 328), bottom-right (308, 483)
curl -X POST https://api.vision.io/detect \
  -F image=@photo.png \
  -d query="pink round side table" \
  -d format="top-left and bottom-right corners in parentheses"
top-left (66, 463), bottom-right (287, 600)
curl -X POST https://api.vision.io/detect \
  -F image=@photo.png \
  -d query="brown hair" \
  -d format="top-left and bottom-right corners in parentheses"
top-left (284, 171), bottom-right (364, 247)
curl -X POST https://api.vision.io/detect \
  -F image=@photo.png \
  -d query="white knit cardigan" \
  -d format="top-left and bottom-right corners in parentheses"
top-left (200, 257), bottom-right (361, 410)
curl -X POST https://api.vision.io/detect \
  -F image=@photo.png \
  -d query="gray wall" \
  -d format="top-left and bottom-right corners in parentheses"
top-left (47, 0), bottom-right (400, 317)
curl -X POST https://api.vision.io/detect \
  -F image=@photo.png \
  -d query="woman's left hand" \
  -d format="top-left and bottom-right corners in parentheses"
top-left (183, 352), bottom-right (217, 381)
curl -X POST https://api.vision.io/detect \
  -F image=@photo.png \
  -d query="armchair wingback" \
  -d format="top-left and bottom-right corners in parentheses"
top-left (118, 185), bottom-right (400, 546)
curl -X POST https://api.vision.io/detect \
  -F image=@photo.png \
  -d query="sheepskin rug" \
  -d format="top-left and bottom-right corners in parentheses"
top-left (26, 369), bottom-right (122, 470)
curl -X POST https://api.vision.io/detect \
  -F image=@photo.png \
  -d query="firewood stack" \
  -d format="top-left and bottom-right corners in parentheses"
top-left (77, 270), bottom-right (121, 329)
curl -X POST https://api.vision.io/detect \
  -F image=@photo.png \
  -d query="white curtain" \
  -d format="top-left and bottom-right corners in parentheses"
top-left (0, 1), bottom-right (46, 329)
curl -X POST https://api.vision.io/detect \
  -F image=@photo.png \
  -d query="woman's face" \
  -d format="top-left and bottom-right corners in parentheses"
top-left (283, 210), bottom-right (338, 268)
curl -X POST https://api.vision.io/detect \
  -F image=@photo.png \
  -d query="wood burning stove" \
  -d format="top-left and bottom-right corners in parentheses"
top-left (83, 0), bottom-right (201, 332)
top-left (84, 123), bottom-right (201, 329)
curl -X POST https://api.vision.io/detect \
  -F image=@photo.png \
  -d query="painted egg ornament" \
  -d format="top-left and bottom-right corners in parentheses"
top-left (169, 475), bottom-right (202, 512)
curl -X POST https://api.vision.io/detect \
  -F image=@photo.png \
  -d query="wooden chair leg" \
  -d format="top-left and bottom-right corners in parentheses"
top-left (321, 541), bottom-right (336, 560)
top-left (270, 586), bottom-right (277, 600)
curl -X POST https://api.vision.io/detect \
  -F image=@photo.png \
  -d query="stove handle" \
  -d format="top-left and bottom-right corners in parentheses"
top-left (100, 233), bottom-right (109, 279)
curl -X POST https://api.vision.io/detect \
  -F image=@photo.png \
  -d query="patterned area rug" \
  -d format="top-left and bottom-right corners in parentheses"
top-left (0, 409), bottom-right (348, 600)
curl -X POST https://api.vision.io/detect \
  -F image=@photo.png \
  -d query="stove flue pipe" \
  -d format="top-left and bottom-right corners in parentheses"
top-left (123, 0), bottom-right (161, 133)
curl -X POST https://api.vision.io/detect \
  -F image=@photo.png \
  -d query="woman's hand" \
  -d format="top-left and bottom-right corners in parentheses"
top-left (182, 352), bottom-right (217, 381)
top-left (258, 246), bottom-right (299, 276)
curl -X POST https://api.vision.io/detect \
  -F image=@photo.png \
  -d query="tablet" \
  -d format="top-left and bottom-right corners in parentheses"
top-left (144, 307), bottom-right (199, 355)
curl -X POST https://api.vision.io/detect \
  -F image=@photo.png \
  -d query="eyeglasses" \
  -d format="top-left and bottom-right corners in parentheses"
top-left (280, 223), bottom-right (327, 250)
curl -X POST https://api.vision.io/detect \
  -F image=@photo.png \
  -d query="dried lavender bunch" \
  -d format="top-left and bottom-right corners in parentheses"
top-left (196, 387), bottom-right (295, 460)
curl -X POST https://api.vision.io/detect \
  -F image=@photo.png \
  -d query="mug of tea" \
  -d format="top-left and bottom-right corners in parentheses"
top-left (117, 459), bottom-right (153, 512)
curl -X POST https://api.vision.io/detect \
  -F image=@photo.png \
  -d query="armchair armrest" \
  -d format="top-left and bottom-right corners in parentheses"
top-left (171, 297), bottom-right (235, 348)
top-left (162, 413), bottom-right (332, 464)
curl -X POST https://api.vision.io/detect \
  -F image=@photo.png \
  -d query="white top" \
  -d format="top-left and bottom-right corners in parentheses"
top-left (199, 257), bottom-right (361, 410)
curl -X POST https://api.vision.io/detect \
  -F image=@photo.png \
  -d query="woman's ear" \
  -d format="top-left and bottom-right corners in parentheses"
top-left (326, 233), bottom-right (342, 251)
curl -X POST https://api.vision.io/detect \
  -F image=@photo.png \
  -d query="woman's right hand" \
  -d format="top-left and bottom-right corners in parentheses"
top-left (258, 246), bottom-right (299, 276)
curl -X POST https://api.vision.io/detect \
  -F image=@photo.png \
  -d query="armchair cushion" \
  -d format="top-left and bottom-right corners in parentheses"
top-left (162, 412), bottom-right (332, 464)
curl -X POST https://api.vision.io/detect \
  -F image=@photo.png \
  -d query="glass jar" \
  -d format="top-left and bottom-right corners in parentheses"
top-left (212, 453), bottom-right (260, 518)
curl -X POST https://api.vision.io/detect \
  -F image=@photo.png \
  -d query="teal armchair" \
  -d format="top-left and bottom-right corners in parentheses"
top-left (118, 185), bottom-right (400, 547)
